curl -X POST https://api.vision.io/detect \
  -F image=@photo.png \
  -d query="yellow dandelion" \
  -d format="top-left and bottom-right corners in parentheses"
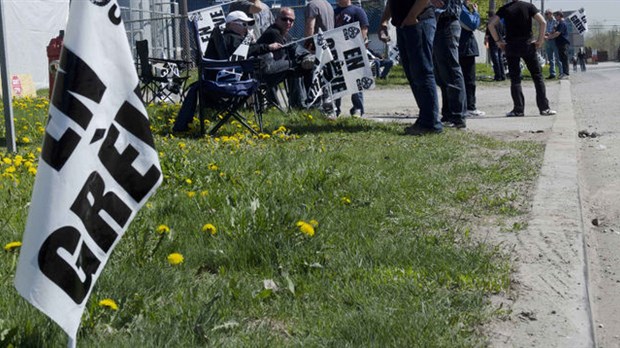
top-left (156, 224), bottom-right (170, 234)
top-left (98, 298), bottom-right (119, 311)
top-left (208, 163), bottom-right (218, 171)
top-left (309, 219), bottom-right (319, 227)
top-left (5, 166), bottom-right (16, 174)
top-left (2, 157), bottom-right (11, 165)
top-left (298, 222), bottom-right (315, 237)
top-left (341, 196), bottom-right (352, 205)
top-left (185, 178), bottom-right (192, 185)
top-left (186, 191), bottom-right (196, 198)
top-left (28, 167), bottom-right (37, 175)
top-left (4, 241), bottom-right (22, 252)
top-left (178, 142), bottom-right (186, 149)
top-left (200, 190), bottom-right (209, 197)
top-left (201, 223), bottom-right (217, 235)
top-left (167, 252), bottom-right (184, 265)
top-left (21, 137), bottom-right (31, 144)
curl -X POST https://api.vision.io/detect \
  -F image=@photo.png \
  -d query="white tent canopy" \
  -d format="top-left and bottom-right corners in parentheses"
top-left (4, 0), bottom-right (69, 90)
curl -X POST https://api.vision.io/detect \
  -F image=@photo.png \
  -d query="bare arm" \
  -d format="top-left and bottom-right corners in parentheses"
top-left (247, 0), bottom-right (263, 14)
top-left (533, 12), bottom-right (546, 48)
top-left (488, 15), bottom-right (506, 51)
top-left (305, 17), bottom-right (316, 37)
top-left (361, 26), bottom-right (368, 40)
top-left (402, 0), bottom-right (430, 27)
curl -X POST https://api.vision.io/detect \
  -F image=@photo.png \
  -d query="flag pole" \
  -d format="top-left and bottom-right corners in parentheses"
top-left (0, 0), bottom-right (16, 153)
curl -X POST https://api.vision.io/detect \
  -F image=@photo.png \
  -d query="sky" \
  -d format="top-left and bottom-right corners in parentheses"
top-left (527, 0), bottom-right (620, 27)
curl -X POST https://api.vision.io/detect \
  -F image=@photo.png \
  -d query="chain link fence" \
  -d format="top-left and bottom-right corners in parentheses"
top-left (122, 0), bottom-right (389, 63)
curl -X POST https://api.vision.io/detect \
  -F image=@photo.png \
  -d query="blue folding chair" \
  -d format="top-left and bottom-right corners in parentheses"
top-left (190, 20), bottom-right (262, 136)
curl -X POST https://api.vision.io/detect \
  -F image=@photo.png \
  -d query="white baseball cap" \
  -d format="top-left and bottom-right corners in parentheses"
top-left (225, 11), bottom-right (255, 25)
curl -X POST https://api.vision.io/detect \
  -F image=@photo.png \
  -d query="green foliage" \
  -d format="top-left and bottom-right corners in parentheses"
top-left (1, 98), bottom-right (544, 346)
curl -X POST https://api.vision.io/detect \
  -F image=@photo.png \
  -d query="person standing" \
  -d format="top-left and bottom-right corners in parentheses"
top-left (304, 0), bottom-right (336, 118)
top-left (543, 9), bottom-right (561, 79)
top-left (549, 11), bottom-right (570, 79)
top-left (458, 0), bottom-right (484, 117)
top-left (432, 0), bottom-right (467, 129)
top-left (334, 0), bottom-right (369, 117)
top-left (380, 0), bottom-right (442, 135)
top-left (488, 0), bottom-right (556, 117)
top-left (577, 48), bottom-right (587, 72)
top-left (485, 10), bottom-right (506, 81)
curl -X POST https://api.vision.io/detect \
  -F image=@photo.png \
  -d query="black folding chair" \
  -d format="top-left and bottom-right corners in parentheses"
top-left (136, 40), bottom-right (191, 104)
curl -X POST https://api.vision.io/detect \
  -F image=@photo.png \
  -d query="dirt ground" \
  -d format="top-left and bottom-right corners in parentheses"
top-left (361, 63), bottom-right (620, 347)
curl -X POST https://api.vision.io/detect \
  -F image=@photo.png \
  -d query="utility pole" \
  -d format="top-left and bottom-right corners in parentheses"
top-left (0, 0), bottom-right (16, 152)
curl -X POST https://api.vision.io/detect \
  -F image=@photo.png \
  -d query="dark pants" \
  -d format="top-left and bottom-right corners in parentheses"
top-left (433, 18), bottom-right (466, 123)
top-left (396, 18), bottom-right (441, 131)
top-left (489, 45), bottom-right (506, 80)
top-left (459, 55), bottom-right (476, 111)
top-left (556, 42), bottom-right (570, 76)
top-left (506, 42), bottom-right (550, 113)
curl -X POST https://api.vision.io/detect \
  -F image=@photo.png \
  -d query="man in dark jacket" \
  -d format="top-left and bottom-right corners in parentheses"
top-left (458, 0), bottom-right (484, 117)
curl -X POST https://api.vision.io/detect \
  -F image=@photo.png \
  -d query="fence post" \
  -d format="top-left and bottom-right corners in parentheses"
top-left (179, 0), bottom-right (191, 63)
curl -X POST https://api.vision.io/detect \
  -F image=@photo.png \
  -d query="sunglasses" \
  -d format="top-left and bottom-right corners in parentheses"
top-left (235, 21), bottom-right (250, 27)
top-left (279, 17), bottom-right (295, 23)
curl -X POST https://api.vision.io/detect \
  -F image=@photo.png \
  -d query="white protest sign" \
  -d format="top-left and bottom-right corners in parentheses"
top-left (568, 8), bottom-right (588, 34)
top-left (311, 23), bottom-right (375, 103)
top-left (14, 0), bottom-right (162, 343)
top-left (189, 5), bottom-right (227, 53)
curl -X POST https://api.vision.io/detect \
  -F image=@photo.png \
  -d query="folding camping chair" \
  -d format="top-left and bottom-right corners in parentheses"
top-left (136, 40), bottom-right (191, 104)
top-left (190, 21), bottom-right (263, 136)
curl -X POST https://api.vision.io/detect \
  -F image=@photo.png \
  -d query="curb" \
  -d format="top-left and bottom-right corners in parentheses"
top-left (495, 79), bottom-right (596, 347)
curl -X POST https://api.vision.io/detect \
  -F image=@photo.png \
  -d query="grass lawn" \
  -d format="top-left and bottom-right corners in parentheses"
top-left (1, 95), bottom-right (543, 346)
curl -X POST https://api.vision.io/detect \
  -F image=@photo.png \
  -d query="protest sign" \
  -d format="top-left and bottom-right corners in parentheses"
top-left (189, 5), bottom-right (227, 53)
top-left (568, 8), bottom-right (588, 34)
top-left (14, 0), bottom-right (162, 344)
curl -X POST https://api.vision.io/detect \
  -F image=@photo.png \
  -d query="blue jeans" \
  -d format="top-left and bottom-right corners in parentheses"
top-left (489, 45), bottom-right (506, 80)
top-left (335, 92), bottom-right (364, 116)
top-left (396, 18), bottom-right (441, 131)
top-left (544, 40), bottom-right (561, 77)
top-left (433, 18), bottom-right (466, 123)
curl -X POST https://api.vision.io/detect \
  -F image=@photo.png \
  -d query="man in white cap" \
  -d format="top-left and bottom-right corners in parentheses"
top-left (204, 11), bottom-right (282, 60)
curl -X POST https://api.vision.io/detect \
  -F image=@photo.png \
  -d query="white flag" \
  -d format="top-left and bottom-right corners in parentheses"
top-left (306, 23), bottom-right (375, 106)
top-left (14, 0), bottom-right (162, 342)
top-left (189, 5), bottom-right (227, 53)
top-left (305, 29), bottom-right (335, 106)
top-left (568, 8), bottom-right (588, 34)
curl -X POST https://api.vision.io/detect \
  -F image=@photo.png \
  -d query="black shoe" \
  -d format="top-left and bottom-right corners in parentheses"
top-left (546, 75), bottom-right (556, 79)
top-left (404, 125), bottom-right (442, 136)
top-left (506, 110), bottom-right (525, 117)
top-left (447, 121), bottom-right (466, 129)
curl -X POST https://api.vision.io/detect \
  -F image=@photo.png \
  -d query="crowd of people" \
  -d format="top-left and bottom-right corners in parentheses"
top-left (380, 0), bottom-right (559, 135)
top-left (175, 0), bottom-right (575, 135)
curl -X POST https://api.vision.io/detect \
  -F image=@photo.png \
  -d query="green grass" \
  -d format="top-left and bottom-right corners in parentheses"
top-left (1, 97), bottom-right (544, 347)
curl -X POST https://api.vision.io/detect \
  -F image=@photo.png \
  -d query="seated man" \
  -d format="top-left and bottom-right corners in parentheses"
top-left (256, 7), bottom-right (314, 108)
top-left (174, 11), bottom-right (305, 131)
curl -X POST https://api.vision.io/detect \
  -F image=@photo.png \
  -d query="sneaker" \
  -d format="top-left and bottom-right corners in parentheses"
top-left (350, 108), bottom-right (362, 118)
top-left (558, 74), bottom-right (569, 80)
top-left (465, 109), bottom-right (486, 117)
top-left (540, 109), bottom-right (557, 116)
top-left (404, 124), bottom-right (442, 136)
top-left (546, 75), bottom-right (556, 79)
top-left (506, 110), bottom-right (525, 117)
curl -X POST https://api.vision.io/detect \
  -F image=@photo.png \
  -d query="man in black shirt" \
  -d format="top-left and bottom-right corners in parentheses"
top-left (488, 0), bottom-right (556, 117)
top-left (256, 7), bottom-right (314, 108)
